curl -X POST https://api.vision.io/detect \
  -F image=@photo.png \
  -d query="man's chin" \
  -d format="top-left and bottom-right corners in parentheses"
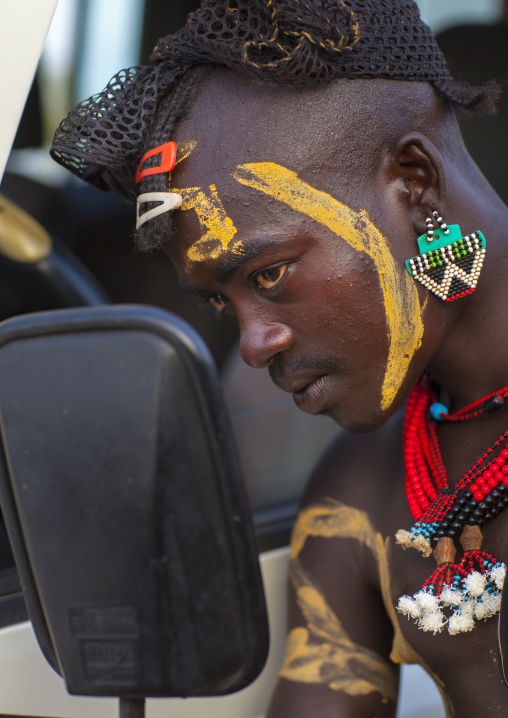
top-left (289, 374), bottom-right (397, 433)
top-left (319, 402), bottom-right (393, 433)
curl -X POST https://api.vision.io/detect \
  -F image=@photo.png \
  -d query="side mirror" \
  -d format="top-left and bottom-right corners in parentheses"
top-left (0, 305), bottom-right (268, 710)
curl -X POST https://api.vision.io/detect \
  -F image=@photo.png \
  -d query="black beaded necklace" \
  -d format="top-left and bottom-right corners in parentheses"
top-left (396, 378), bottom-right (508, 635)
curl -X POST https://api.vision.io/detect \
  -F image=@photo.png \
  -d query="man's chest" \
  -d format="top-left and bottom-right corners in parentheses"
top-left (386, 501), bottom-right (508, 715)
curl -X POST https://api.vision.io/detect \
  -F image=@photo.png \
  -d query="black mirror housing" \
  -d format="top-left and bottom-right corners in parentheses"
top-left (0, 305), bottom-right (268, 698)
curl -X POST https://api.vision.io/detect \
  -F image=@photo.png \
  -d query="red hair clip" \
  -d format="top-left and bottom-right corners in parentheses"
top-left (135, 141), bottom-right (177, 183)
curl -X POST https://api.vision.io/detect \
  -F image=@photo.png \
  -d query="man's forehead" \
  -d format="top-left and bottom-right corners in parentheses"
top-left (167, 70), bottom-right (416, 214)
top-left (167, 75), bottom-right (344, 266)
top-left (165, 72), bottom-right (395, 271)
top-left (167, 93), bottom-right (377, 270)
top-left (171, 68), bottom-right (352, 185)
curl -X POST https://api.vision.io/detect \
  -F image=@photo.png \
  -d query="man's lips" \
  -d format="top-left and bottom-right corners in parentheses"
top-left (271, 372), bottom-right (326, 395)
top-left (272, 372), bottom-right (330, 414)
top-left (269, 356), bottom-right (339, 414)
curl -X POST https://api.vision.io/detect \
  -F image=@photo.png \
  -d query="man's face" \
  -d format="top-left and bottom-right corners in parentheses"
top-left (164, 72), bottom-right (430, 431)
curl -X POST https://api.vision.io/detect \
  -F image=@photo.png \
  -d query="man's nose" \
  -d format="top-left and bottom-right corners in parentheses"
top-left (239, 316), bottom-right (293, 369)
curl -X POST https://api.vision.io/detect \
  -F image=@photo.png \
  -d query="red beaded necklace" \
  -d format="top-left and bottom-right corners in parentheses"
top-left (428, 383), bottom-right (508, 423)
top-left (404, 380), bottom-right (508, 522)
top-left (396, 377), bottom-right (508, 635)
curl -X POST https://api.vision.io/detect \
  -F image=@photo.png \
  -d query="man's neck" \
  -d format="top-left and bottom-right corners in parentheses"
top-left (426, 178), bottom-right (508, 409)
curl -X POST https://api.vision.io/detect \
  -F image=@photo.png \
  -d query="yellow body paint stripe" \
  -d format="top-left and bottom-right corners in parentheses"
top-left (283, 545), bottom-right (397, 700)
top-left (284, 500), bottom-right (454, 716)
top-left (291, 501), bottom-right (375, 559)
top-left (233, 162), bottom-right (424, 411)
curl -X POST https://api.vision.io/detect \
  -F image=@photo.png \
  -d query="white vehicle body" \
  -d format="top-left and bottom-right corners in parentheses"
top-left (0, 549), bottom-right (288, 718)
top-left (0, 546), bottom-right (446, 718)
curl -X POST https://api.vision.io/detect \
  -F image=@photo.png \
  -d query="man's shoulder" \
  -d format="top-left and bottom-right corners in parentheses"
top-left (301, 409), bottom-right (404, 516)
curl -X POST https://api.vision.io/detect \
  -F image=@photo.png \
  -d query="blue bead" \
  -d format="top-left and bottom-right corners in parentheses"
top-left (429, 402), bottom-right (449, 421)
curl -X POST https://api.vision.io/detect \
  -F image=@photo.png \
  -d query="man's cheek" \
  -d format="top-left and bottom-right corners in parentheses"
top-left (232, 161), bottom-right (424, 412)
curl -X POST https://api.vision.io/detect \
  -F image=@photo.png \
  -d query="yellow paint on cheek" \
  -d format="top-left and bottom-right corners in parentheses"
top-left (172, 184), bottom-right (239, 262)
top-left (232, 162), bottom-right (424, 412)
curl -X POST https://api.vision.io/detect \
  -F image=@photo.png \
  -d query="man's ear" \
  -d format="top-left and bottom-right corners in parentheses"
top-left (386, 131), bottom-right (446, 234)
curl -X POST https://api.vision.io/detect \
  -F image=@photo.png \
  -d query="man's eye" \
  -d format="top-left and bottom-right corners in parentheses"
top-left (256, 264), bottom-right (287, 290)
top-left (209, 294), bottom-right (228, 311)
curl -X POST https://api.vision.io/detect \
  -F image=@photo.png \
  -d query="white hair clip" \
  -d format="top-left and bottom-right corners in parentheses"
top-left (136, 192), bottom-right (183, 229)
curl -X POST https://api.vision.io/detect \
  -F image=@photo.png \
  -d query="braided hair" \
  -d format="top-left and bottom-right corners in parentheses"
top-left (132, 65), bottom-right (211, 251)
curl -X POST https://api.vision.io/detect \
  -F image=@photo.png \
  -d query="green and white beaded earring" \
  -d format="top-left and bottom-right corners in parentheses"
top-left (405, 211), bottom-right (486, 302)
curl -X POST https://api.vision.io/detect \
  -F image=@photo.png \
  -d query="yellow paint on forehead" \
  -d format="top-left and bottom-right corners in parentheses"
top-left (171, 139), bottom-right (242, 262)
top-left (232, 162), bottom-right (424, 412)
top-left (172, 184), bottom-right (239, 262)
top-left (175, 140), bottom-right (197, 166)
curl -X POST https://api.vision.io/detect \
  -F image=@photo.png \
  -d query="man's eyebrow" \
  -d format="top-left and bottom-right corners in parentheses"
top-left (214, 236), bottom-right (293, 284)
top-left (179, 278), bottom-right (209, 294)
top-left (178, 235), bottom-right (294, 294)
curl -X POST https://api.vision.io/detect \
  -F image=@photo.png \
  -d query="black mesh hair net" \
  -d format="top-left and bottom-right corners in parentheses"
top-left (50, 0), bottom-right (495, 202)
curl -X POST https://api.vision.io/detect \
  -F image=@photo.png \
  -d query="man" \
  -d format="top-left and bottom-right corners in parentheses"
top-left (51, 1), bottom-right (508, 715)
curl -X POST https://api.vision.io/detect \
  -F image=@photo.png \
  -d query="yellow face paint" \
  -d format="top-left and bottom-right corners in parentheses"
top-left (175, 140), bottom-right (197, 166)
top-left (285, 500), bottom-right (453, 715)
top-left (172, 184), bottom-right (239, 262)
top-left (170, 140), bottom-right (242, 262)
top-left (232, 162), bottom-right (424, 412)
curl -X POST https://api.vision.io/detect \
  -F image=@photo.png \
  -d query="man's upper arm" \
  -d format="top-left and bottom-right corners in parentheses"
top-left (267, 430), bottom-right (401, 718)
